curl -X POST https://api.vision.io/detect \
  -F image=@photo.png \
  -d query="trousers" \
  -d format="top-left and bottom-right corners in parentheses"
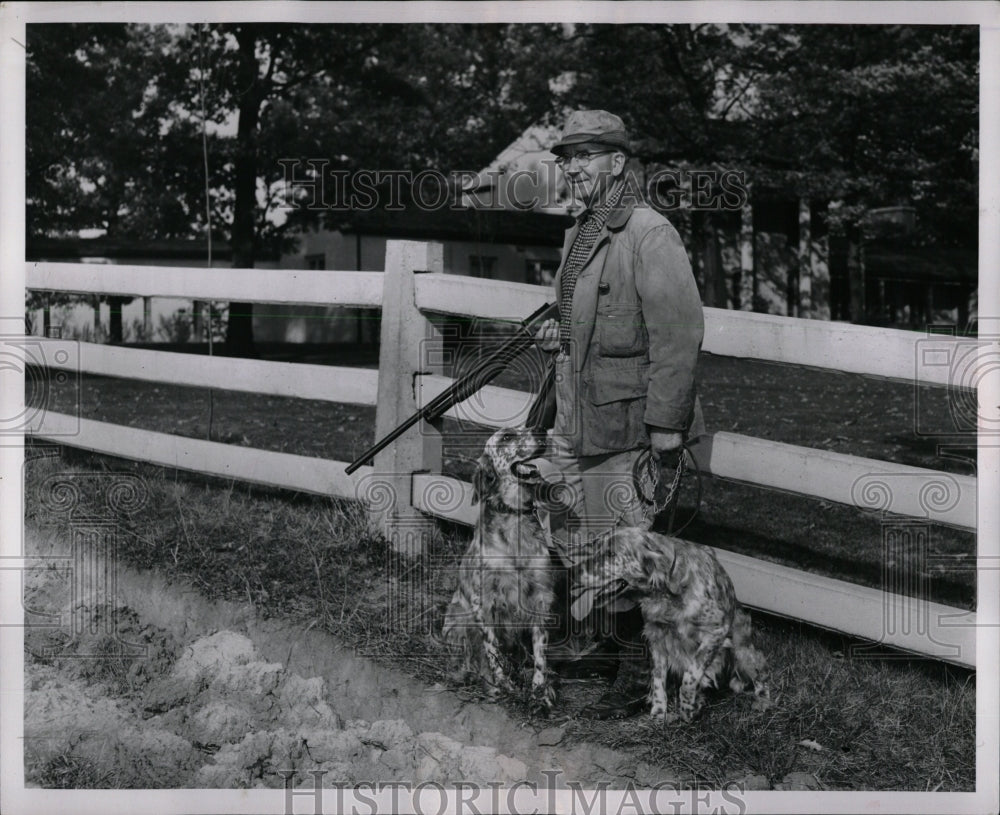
top-left (532, 431), bottom-right (654, 624)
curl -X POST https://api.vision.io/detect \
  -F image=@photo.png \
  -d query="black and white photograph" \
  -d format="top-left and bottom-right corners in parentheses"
top-left (1, 2), bottom-right (997, 814)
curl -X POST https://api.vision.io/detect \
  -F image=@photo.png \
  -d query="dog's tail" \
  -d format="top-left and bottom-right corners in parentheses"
top-left (728, 607), bottom-right (772, 705)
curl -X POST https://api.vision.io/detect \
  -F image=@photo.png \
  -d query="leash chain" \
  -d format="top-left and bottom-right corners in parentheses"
top-left (633, 445), bottom-right (685, 515)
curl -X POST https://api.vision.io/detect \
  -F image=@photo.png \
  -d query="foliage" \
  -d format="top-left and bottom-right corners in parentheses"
top-left (26, 24), bottom-right (203, 239)
top-left (27, 23), bottom-right (563, 243)
top-left (27, 22), bottom-right (978, 243)
top-left (156, 309), bottom-right (192, 345)
top-left (551, 24), bottom-right (977, 244)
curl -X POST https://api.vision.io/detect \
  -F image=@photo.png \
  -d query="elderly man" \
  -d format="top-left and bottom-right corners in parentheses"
top-left (534, 109), bottom-right (705, 719)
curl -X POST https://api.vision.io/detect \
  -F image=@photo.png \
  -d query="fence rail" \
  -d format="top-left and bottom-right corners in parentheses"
top-left (46, 341), bottom-right (380, 405)
top-left (412, 272), bottom-right (963, 386)
top-left (24, 243), bottom-right (979, 668)
top-left (36, 411), bottom-right (368, 498)
top-left (27, 262), bottom-right (384, 307)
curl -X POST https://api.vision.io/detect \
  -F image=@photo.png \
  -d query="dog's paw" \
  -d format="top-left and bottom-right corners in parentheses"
top-left (677, 697), bottom-right (707, 722)
top-left (649, 709), bottom-right (682, 725)
top-left (490, 675), bottom-right (516, 695)
top-left (529, 682), bottom-right (557, 715)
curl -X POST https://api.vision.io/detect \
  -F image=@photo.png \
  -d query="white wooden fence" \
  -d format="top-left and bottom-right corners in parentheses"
top-left (26, 240), bottom-right (978, 668)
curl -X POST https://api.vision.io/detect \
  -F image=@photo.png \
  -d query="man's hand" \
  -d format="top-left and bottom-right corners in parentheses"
top-left (535, 318), bottom-right (560, 353)
top-left (649, 429), bottom-right (683, 471)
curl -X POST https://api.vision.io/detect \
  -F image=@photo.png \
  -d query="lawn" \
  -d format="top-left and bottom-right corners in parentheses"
top-left (24, 336), bottom-right (978, 789)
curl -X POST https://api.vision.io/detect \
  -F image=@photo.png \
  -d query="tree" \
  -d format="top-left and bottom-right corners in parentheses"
top-left (545, 24), bottom-right (977, 316)
top-left (748, 25), bottom-right (978, 246)
top-left (549, 23), bottom-right (976, 243)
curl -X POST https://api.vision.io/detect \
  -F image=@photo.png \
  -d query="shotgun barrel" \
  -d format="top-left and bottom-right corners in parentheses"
top-left (344, 301), bottom-right (557, 475)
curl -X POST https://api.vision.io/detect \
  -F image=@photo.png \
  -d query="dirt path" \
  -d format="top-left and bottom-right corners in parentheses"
top-left (23, 527), bottom-right (684, 789)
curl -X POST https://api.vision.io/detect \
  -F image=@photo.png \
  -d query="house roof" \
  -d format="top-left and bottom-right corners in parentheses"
top-left (461, 122), bottom-right (575, 215)
top-left (335, 207), bottom-right (572, 248)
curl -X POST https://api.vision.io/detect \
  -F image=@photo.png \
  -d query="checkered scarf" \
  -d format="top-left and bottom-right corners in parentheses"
top-left (558, 181), bottom-right (626, 348)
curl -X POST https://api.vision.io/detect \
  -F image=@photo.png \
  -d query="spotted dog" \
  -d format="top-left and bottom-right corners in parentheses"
top-left (572, 528), bottom-right (771, 722)
top-left (441, 426), bottom-right (557, 713)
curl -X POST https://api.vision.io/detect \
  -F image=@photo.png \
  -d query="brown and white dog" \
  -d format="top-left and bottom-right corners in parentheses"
top-left (571, 527), bottom-right (771, 721)
top-left (441, 426), bottom-right (558, 713)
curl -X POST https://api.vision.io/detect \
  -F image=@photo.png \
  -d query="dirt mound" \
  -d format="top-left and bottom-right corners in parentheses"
top-left (25, 662), bottom-right (201, 788)
top-left (26, 616), bottom-right (529, 788)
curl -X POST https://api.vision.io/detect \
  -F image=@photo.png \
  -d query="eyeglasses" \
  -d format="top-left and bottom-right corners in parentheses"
top-left (554, 150), bottom-right (614, 168)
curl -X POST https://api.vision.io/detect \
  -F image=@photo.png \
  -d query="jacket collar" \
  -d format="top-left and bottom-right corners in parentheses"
top-left (606, 195), bottom-right (637, 230)
top-left (572, 183), bottom-right (637, 232)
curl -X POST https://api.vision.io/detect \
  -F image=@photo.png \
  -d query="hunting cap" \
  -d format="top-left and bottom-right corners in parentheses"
top-left (551, 109), bottom-right (631, 155)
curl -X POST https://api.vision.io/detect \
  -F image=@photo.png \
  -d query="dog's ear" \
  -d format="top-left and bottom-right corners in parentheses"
top-left (643, 542), bottom-right (686, 595)
top-left (471, 454), bottom-right (498, 505)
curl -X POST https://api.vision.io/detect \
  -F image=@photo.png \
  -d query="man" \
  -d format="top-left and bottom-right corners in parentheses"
top-left (533, 109), bottom-right (705, 719)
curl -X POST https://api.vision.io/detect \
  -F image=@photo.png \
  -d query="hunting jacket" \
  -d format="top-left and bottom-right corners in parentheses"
top-left (553, 194), bottom-right (705, 457)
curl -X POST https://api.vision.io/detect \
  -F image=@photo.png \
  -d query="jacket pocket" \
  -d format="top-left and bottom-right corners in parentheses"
top-left (596, 304), bottom-right (648, 358)
top-left (583, 360), bottom-right (650, 452)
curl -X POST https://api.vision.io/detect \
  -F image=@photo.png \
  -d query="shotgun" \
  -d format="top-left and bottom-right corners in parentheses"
top-left (344, 301), bottom-right (558, 474)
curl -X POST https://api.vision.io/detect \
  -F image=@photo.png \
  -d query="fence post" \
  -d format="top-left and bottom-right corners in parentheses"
top-left (368, 240), bottom-right (445, 554)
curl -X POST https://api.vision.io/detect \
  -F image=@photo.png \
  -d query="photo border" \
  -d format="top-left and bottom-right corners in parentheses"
top-left (2, 2), bottom-right (997, 814)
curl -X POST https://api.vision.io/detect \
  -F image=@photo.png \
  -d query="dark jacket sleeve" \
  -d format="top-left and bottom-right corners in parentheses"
top-left (633, 223), bottom-right (704, 431)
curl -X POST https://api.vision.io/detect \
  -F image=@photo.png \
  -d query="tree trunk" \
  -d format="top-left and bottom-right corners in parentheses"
top-left (846, 225), bottom-right (866, 324)
top-left (739, 189), bottom-right (754, 311)
top-left (700, 212), bottom-right (727, 308)
top-left (109, 296), bottom-right (124, 343)
top-left (226, 26), bottom-right (262, 358)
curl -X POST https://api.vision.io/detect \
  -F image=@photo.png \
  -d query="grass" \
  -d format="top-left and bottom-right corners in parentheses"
top-left (23, 443), bottom-right (976, 791)
top-left (567, 618), bottom-right (975, 790)
top-left (33, 754), bottom-right (121, 789)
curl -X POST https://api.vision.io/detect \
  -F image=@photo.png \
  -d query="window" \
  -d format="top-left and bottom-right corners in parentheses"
top-left (525, 259), bottom-right (560, 287)
top-left (306, 253), bottom-right (325, 270)
top-left (469, 255), bottom-right (497, 278)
